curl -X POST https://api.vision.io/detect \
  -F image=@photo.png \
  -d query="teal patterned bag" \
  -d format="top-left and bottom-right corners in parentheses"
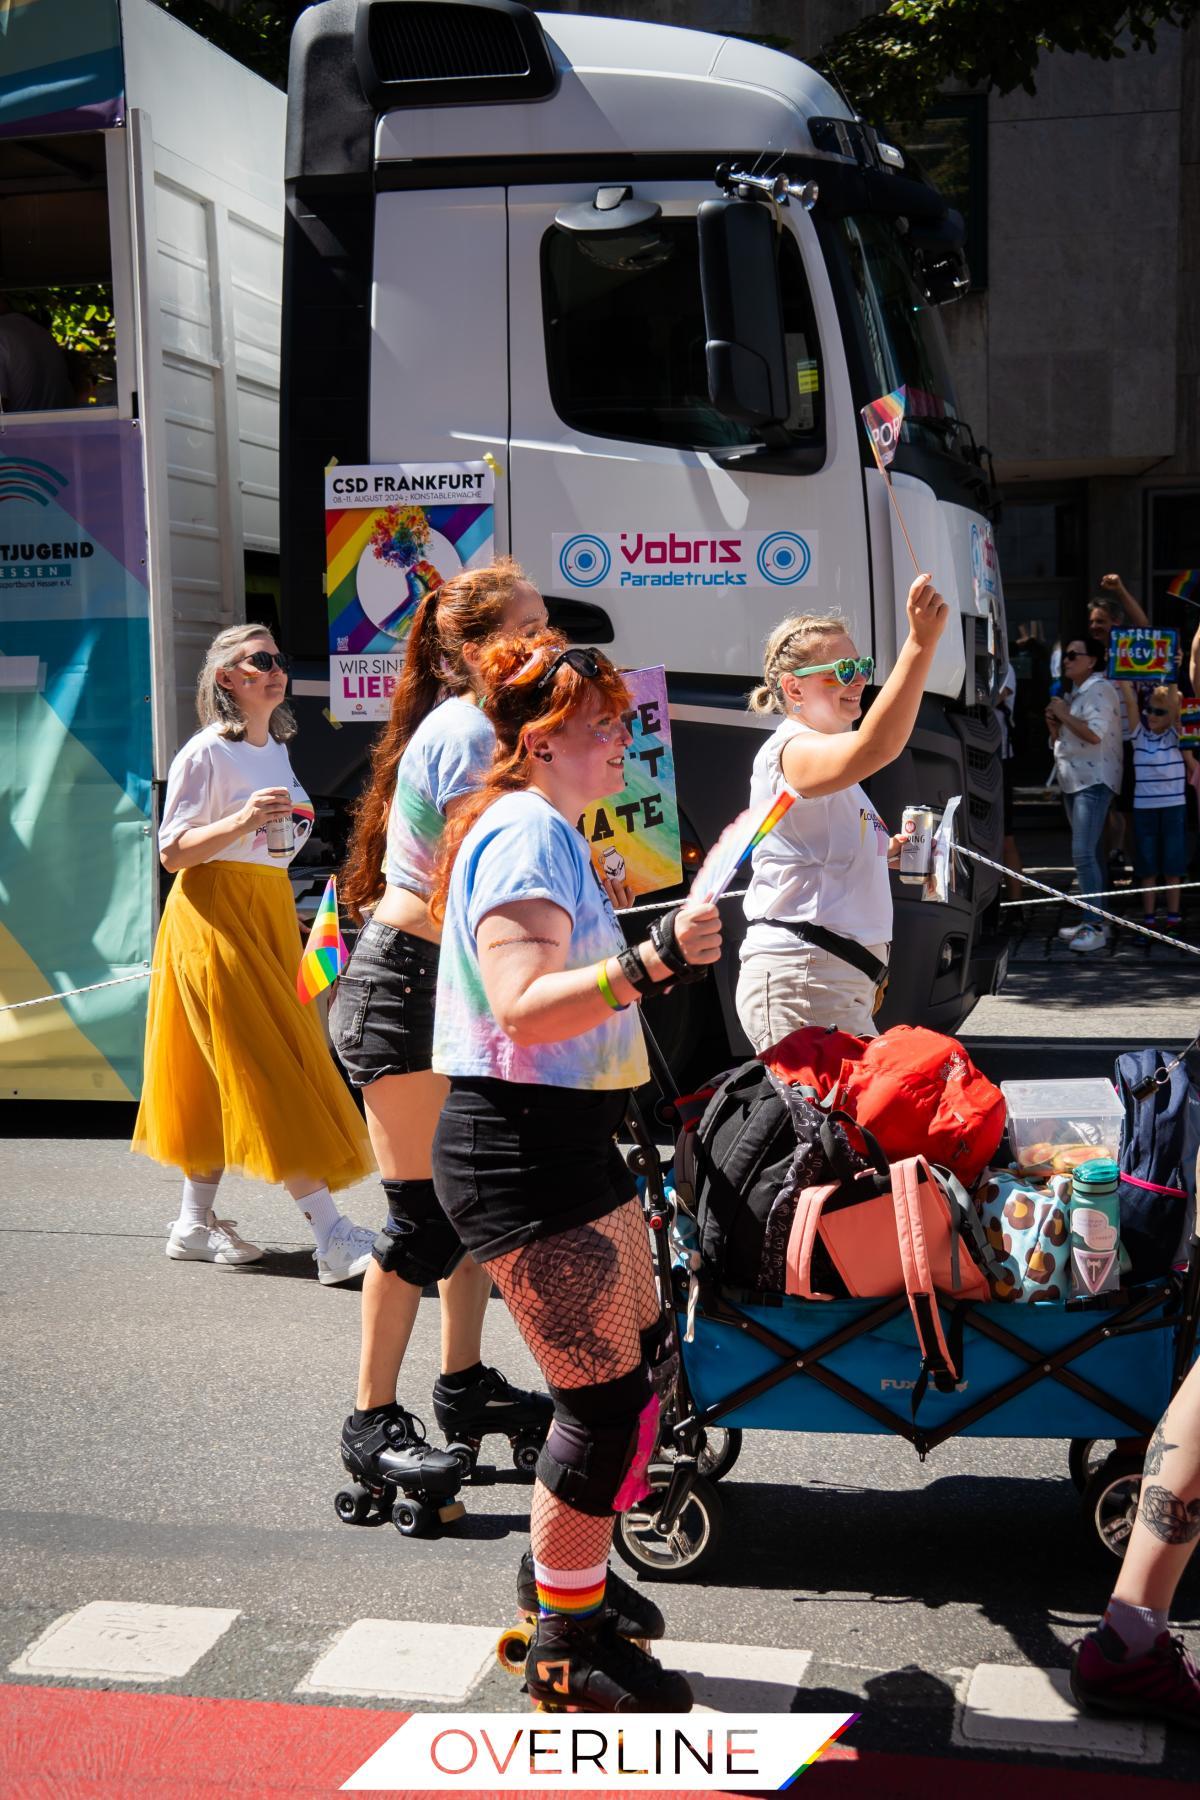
top-left (976, 1172), bottom-right (1071, 1303)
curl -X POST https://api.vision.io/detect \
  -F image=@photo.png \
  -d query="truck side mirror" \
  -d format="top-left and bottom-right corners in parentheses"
top-left (697, 198), bottom-right (790, 428)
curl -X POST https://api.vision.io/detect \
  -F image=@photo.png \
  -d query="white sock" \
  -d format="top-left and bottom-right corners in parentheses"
top-left (1103, 1597), bottom-right (1168, 1659)
top-left (294, 1184), bottom-right (340, 1256)
top-left (176, 1177), bottom-right (218, 1232)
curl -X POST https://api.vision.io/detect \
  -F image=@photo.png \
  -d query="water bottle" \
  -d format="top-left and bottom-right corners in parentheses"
top-left (1069, 1158), bottom-right (1121, 1297)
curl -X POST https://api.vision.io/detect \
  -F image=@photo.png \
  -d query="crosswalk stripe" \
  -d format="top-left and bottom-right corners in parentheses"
top-left (8, 1602), bottom-right (240, 1683)
top-left (664, 1640), bottom-right (813, 1712)
top-left (297, 1619), bottom-right (499, 1703)
top-left (954, 1663), bottom-right (1165, 1764)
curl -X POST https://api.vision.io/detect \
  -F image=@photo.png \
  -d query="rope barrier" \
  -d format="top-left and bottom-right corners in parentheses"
top-left (1001, 878), bottom-right (1200, 909)
top-left (954, 843), bottom-right (1200, 956)
top-left (0, 969), bottom-right (154, 1014)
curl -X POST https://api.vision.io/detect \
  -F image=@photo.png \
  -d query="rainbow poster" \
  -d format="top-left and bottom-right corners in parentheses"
top-left (1107, 627), bottom-right (1178, 681)
top-left (859, 385), bottom-right (907, 468)
top-left (325, 461), bottom-right (494, 722)
top-left (579, 666), bottom-right (681, 899)
top-left (1180, 699), bottom-right (1200, 748)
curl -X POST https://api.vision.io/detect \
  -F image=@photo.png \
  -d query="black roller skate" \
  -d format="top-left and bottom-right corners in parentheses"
top-left (433, 1364), bottom-right (552, 1479)
top-left (335, 1404), bottom-right (466, 1538)
top-left (524, 1612), bottom-right (693, 1714)
top-left (497, 1553), bottom-right (665, 1672)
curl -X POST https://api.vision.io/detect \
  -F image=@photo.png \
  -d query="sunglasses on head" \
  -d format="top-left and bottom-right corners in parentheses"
top-left (241, 650), bottom-right (289, 673)
top-left (507, 645), bottom-right (608, 690)
top-left (791, 656), bottom-right (875, 686)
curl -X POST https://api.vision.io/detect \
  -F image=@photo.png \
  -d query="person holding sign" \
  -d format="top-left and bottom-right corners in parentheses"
top-left (331, 560), bottom-right (554, 1506)
top-left (429, 632), bottom-right (720, 1713)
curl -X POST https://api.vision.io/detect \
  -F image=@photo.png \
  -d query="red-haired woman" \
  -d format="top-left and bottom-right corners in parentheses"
top-left (329, 560), bottom-right (553, 1504)
top-left (429, 632), bottom-right (721, 1712)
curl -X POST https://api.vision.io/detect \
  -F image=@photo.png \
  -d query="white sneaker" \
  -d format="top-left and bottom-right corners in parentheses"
top-left (315, 1217), bottom-right (376, 1286)
top-left (166, 1212), bottom-right (263, 1265)
top-left (1068, 925), bottom-right (1109, 954)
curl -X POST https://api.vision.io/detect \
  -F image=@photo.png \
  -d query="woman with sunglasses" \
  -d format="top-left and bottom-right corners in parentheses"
top-left (1045, 639), bottom-right (1124, 955)
top-left (429, 632), bottom-right (721, 1712)
top-left (330, 560), bottom-right (554, 1514)
top-left (736, 573), bottom-right (947, 1051)
top-left (133, 624), bottom-right (375, 1276)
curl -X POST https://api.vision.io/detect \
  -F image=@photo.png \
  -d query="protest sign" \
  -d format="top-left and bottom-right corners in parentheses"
top-left (579, 667), bottom-right (681, 898)
top-left (1107, 628), bottom-right (1178, 682)
top-left (325, 462), bottom-right (494, 721)
top-left (1179, 699), bottom-right (1200, 748)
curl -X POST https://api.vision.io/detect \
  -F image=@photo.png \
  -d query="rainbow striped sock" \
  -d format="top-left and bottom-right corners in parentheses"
top-left (533, 1557), bottom-right (607, 1620)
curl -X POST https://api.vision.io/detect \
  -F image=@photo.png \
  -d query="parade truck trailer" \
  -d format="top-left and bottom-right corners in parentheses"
top-left (0, 0), bottom-right (285, 1101)
top-left (279, 0), bottom-right (1010, 1063)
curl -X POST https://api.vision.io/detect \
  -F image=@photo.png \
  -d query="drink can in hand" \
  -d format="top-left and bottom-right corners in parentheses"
top-left (266, 813), bottom-right (295, 858)
top-left (898, 805), bottom-right (938, 884)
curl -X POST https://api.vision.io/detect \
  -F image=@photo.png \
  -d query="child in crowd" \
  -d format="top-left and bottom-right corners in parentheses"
top-left (1117, 682), bottom-right (1195, 931)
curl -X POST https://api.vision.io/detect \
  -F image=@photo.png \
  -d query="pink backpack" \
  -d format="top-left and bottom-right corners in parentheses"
top-left (784, 1154), bottom-right (990, 1388)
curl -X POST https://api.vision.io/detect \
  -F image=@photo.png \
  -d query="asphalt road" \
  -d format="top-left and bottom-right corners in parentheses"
top-left (2, 864), bottom-right (1199, 1785)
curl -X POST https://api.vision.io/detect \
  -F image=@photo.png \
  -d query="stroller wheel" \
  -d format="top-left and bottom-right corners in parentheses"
top-left (660, 1426), bottom-right (743, 1484)
top-left (1082, 1453), bottom-right (1144, 1559)
top-left (614, 1462), bottom-right (723, 1581)
top-left (1067, 1438), bottom-right (1108, 1493)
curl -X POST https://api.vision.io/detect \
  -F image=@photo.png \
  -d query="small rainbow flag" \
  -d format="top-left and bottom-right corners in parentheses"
top-left (859, 385), bottom-right (907, 468)
top-left (296, 875), bottom-right (348, 1004)
top-left (1167, 570), bottom-right (1200, 601)
top-left (692, 791), bottom-right (796, 904)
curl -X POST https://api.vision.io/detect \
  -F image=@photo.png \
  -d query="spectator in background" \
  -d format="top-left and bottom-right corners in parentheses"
top-left (1046, 637), bottom-right (1123, 955)
top-left (1090, 574), bottom-right (1152, 879)
top-left (0, 294), bottom-right (74, 412)
top-left (1117, 681), bottom-right (1195, 932)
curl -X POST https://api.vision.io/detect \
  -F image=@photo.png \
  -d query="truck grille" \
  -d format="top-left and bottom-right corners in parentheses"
top-left (369, 2), bottom-right (530, 82)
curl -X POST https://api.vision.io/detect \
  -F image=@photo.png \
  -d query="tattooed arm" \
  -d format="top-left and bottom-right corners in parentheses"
top-left (477, 899), bottom-right (674, 1044)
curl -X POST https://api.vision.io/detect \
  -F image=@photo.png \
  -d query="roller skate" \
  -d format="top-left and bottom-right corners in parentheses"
top-left (496, 1553), bottom-right (665, 1673)
top-left (433, 1364), bottom-right (553, 1479)
top-left (334, 1403), bottom-right (466, 1538)
top-left (524, 1611), bottom-right (693, 1714)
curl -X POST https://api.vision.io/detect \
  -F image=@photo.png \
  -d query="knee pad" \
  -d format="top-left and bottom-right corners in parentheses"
top-left (535, 1362), bottom-right (659, 1517)
top-left (374, 1178), bottom-right (464, 1285)
top-left (640, 1318), bottom-right (680, 1403)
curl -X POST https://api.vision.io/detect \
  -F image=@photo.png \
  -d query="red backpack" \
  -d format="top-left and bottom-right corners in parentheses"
top-left (761, 1025), bottom-right (868, 1099)
top-left (837, 1026), bottom-right (1005, 1189)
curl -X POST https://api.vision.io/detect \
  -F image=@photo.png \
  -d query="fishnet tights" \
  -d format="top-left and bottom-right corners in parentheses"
top-left (486, 1198), bottom-right (660, 1571)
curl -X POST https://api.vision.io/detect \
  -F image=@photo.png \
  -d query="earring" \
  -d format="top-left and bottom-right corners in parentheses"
top-left (535, 750), bottom-right (553, 763)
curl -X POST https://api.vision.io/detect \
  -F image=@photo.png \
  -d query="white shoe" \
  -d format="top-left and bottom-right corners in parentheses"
top-left (315, 1218), bottom-right (376, 1286)
top-left (1057, 922), bottom-right (1085, 941)
top-left (1068, 925), bottom-right (1108, 954)
top-left (166, 1212), bottom-right (263, 1265)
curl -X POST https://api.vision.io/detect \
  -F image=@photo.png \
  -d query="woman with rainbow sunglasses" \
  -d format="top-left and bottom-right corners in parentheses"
top-left (737, 573), bottom-right (948, 1051)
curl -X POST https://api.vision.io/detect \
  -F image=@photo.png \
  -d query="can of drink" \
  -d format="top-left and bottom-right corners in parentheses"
top-left (266, 813), bottom-right (295, 859)
top-left (898, 805), bottom-right (938, 884)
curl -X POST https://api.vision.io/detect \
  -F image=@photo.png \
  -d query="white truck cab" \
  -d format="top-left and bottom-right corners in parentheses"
top-left (281, 0), bottom-right (1008, 1058)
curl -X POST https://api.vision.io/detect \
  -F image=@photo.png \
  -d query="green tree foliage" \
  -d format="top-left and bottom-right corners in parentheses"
top-left (819, 1), bottom-right (1200, 123)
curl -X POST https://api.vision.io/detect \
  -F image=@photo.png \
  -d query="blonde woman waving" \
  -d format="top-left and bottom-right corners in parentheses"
top-left (737, 574), bottom-right (948, 1052)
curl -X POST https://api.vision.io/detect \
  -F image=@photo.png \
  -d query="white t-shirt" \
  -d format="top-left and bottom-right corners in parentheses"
top-left (1052, 674), bottom-right (1123, 796)
top-left (158, 725), bottom-right (314, 869)
top-left (741, 716), bottom-right (893, 955)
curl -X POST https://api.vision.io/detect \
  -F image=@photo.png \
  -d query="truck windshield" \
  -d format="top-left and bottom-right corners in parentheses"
top-left (835, 212), bottom-right (962, 455)
top-left (542, 217), bottom-right (823, 452)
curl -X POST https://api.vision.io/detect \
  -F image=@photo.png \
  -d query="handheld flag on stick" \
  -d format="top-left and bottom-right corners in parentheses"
top-left (1167, 570), bottom-right (1200, 602)
top-left (859, 385), bottom-right (921, 573)
top-left (691, 792), bottom-right (796, 904)
top-left (297, 876), bottom-right (349, 1004)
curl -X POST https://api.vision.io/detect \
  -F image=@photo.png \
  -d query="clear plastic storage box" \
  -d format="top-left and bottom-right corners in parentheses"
top-left (1001, 1078), bottom-right (1124, 1177)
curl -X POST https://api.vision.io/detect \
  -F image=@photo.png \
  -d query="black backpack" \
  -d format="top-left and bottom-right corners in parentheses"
top-left (1115, 1048), bottom-right (1199, 1279)
top-left (674, 1058), bottom-right (870, 1290)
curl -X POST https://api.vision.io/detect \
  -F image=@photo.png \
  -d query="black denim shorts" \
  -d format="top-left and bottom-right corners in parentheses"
top-left (328, 922), bottom-right (438, 1086)
top-left (431, 1077), bottom-right (637, 1263)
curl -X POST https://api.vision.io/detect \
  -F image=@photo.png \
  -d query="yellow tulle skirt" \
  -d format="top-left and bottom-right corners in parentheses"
top-left (132, 862), bottom-right (375, 1190)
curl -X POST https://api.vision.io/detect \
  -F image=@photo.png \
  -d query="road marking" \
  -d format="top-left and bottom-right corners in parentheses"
top-left (9, 1601), bottom-right (239, 1682)
top-left (296, 1618), bottom-right (498, 1702)
top-left (954, 1663), bottom-right (1165, 1762)
top-left (664, 1640), bottom-right (813, 1711)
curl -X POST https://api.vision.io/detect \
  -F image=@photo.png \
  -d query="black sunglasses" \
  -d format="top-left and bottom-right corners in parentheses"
top-left (1063, 649), bottom-right (1090, 661)
top-left (242, 650), bottom-right (289, 673)
top-left (506, 645), bottom-right (607, 691)
top-left (1146, 705), bottom-right (1171, 717)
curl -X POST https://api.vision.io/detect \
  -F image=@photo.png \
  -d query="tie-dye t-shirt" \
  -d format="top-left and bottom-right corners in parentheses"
top-left (385, 696), bottom-right (495, 898)
top-left (433, 790), bottom-right (650, 1091)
